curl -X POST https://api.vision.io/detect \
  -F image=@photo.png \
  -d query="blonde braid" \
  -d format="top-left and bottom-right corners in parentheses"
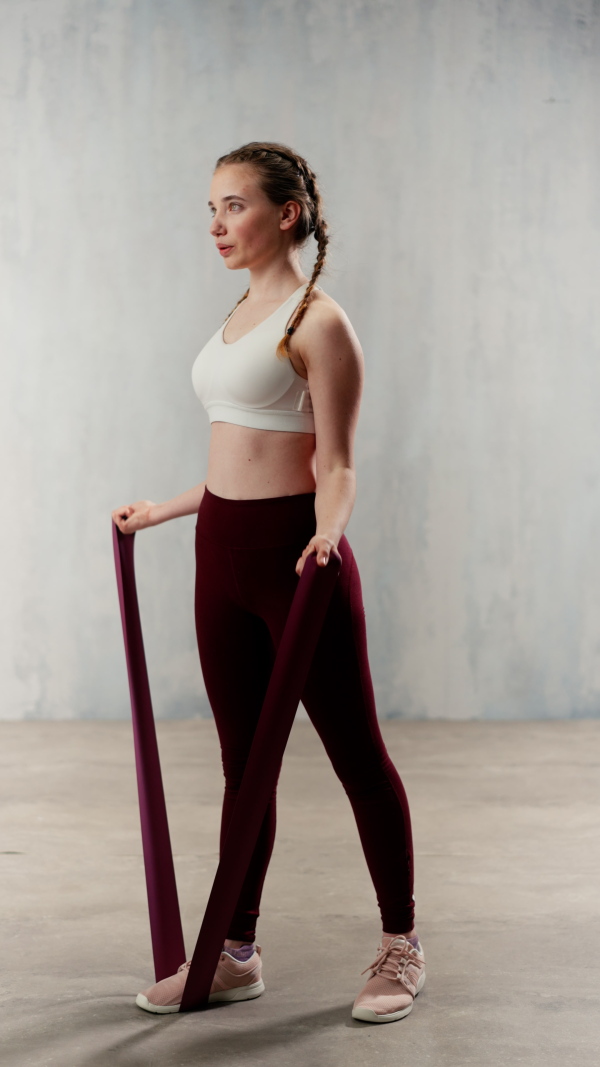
top-left (275, 162), bottom-right (329, 360)
top-left (275, 216), bottom-right (329, 360)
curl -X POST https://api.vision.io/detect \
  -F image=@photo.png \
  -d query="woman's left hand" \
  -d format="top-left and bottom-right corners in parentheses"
top-left (295, 535), bottom-right (341, 576)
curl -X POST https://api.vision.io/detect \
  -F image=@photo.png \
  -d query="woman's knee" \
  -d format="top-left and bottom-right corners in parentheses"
top-left (222, 750), bottom-right (283, 794)
top-left (327, 746), bottom-right (401, 800)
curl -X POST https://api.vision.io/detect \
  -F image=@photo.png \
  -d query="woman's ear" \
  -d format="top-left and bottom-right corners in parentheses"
top-left (280, 200), bottom-right (302, 231)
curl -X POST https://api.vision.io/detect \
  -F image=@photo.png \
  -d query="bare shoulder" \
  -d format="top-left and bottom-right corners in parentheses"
top-left (291, 286), bottom-right (363, 370)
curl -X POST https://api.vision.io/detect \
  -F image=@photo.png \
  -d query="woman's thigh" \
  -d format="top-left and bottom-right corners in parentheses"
top-left (195, 533), bottom-right (275, 777)
top-left (236, 533), bottom-right (388, 787)
top-left (196, 527), bottom-right (388, 789)
top-left (299, 537), bottom-right (391, 789)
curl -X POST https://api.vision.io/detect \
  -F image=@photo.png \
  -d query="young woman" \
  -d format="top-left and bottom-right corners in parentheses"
top-left (112, 142), bottom-right (425, 1024)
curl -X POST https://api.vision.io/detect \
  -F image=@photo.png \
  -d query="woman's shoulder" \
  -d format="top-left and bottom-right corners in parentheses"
top-left (309, 284), bottom-right (346, 315)
top-left (291, 283), bottom-right (363, 370)
top-left (303, 284), bottom-right (355, 338)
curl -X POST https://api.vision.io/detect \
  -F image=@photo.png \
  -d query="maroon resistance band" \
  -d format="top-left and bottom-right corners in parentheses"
top-left (112, 521), bottom-right (341, 1012)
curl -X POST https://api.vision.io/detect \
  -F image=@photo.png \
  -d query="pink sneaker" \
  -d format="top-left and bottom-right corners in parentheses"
top-left (351, 934), bottom-right (426, 1023)
top-left (135, 945), bottom-right (265, 1014)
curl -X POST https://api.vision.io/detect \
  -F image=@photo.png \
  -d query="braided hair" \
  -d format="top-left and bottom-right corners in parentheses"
top-left (214, 141), bottom-right (330, 360)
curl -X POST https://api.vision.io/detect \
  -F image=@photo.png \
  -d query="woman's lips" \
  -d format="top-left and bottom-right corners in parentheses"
top-left (218, 245), bottom-right (234, 256)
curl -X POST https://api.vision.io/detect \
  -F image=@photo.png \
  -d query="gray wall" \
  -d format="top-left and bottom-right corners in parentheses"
top-left (2, 0), bottom-right (599, 721)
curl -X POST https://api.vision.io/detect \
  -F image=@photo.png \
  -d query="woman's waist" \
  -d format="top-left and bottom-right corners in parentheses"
top-left (206, 426), bottom-right (316, 498)
top-left (198, 424), bottom-right (317, 547)
top-left (197, 483), bottom-right (317, 549)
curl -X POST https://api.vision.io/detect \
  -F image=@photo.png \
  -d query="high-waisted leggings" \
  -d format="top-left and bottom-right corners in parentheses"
top-left (194, 486), bottom-right (415, 942)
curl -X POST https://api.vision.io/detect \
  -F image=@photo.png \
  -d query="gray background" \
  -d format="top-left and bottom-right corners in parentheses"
top-left (2, 0), bottom-right (599, 721)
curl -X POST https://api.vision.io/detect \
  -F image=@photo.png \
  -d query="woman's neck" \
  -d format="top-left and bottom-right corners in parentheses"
top-left (245, 258), bottom-right (309, 303)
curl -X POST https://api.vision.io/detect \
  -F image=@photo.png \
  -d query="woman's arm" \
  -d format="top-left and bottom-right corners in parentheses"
top-left (111, 480), bottom-right (207, 534)
top-left (294, 306), bottom-right (364, 574)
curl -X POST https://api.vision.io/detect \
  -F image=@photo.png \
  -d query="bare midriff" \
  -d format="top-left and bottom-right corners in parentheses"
top-left (205, 422), bottom-right (317, 500)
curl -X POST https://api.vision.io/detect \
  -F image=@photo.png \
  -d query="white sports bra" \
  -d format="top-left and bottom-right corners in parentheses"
top-left (191, 282), bottom-right (316, 433)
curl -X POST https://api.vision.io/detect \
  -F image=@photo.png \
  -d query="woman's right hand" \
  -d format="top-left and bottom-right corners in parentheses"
top-left (111, 499), bottom-right (158, 535)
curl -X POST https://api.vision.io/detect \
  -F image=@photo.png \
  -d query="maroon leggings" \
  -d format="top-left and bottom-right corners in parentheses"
top-left (194, 486), bottom-right (415, 942)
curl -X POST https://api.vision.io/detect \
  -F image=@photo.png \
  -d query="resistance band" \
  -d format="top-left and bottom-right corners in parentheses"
top-left (112, 521), bottom-right (341, 1012)
top-left (112, 524), bottom-right (186, 980)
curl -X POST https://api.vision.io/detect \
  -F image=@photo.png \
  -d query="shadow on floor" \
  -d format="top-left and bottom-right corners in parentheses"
top-left (4, 994), bottom-right (371, 1067)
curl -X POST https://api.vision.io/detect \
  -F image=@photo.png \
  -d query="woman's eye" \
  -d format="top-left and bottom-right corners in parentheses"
top-left (228, 202), bottom-right (242, 211)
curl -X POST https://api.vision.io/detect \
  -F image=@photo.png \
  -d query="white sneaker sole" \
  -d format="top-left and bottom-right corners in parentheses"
top-left (209, 978), bottom-right (265, 1003)
top-left (351, 969), bottom-right (426, 1023)
top-left (136, 978), bottom-right (265, 1014)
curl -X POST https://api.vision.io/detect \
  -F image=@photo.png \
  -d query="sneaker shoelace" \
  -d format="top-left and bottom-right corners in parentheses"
top-left (176, 943), bottom-right (254, 975)
top-left (360, 935), bottom-right (422, 988)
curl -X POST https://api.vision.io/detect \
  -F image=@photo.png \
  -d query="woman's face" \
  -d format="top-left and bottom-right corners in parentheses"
top-left (208, 163), bottom-right (300, 270)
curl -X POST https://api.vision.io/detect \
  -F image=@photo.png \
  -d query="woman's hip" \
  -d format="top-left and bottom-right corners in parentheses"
top-left (196, 485), bottom-right (318, 550)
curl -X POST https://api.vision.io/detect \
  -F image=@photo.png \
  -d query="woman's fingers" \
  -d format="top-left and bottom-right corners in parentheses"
top-left (295, 543), bottom-right (312, 575)
top-left (295, 539), bottom-right (339, 575)
top-left (111, 506), bottom-right (141, 534)
top-left (111, 508), bottom-right (129, 532)
top-left (111, 500), bottom-right (156, 534)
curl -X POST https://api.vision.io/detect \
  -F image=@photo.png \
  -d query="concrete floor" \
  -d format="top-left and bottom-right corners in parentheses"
top-left (0, 718), bottom-right (599, 1067)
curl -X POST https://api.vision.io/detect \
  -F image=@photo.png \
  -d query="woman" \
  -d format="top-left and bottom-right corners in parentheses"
top-left (112, 142), bottom-right (425, 1024)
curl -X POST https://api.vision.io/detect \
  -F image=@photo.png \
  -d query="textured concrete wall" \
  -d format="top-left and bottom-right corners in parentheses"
top-left (2, 0), bottom-right (599, 721)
